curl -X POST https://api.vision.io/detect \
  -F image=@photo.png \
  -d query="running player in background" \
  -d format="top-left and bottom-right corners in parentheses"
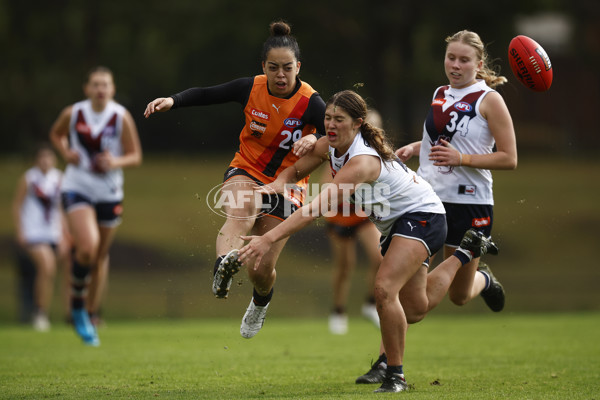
top-left (356, 29), bottom-right (517, 385)
top-left (144, 21), bottom-right (326, 339)
top-left (238, 90), bottom-right (498, 392)
top-left (12, 144), bottom-right (71, 331)
top-left (50, 66), bottom-right (142, 346)
top-left (324, 203), bottom-right (381, 334)
top-left (324, 109), bottom-right (384, 334)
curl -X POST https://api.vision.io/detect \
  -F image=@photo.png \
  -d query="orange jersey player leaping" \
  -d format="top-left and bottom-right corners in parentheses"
top-left (144, 21), bottom-right (326, 339)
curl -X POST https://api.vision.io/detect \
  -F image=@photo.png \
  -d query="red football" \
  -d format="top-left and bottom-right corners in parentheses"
top-left (508, 35), bottom-right (553, 92)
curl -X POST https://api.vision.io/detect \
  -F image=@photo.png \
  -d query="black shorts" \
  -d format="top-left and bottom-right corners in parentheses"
top-left (443, 202), bottom-right (493, 247)
top-left (61, 191), bottom-right (123, 227)
top-left (25, 242), bottom-right (58, 250)
top-left (379, 212), bottom-right (447, 263)
top-left (326, 219), bottom-right (370, 238)
top-left (223, 167), bottom-right (301, 221)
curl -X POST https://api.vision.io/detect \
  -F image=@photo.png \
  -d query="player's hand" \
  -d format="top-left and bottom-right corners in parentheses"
top-left (429, 139), bottom-right (461, 166)
top-left (63, 149), bottom-right (80, 166)
top-left (239, 235), bottom-right (273, 270)
top-left (395, 144), bottom-right (415, 162)
top-left (93, 151), bottom-right (114, 172)
top-left (292, 134), bottom-right (317, 157)
top-left (254, 180), bottom-right (285, 196)
top-left (144, 97), bottom-right (174, 118)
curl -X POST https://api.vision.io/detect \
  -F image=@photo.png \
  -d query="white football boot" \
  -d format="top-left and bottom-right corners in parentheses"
top-left (361, 303), bottom-right (380, 328)
top-left (240, 299), bottom-right (269, 339)
top-left (328, 313), bottom-right (348, 335)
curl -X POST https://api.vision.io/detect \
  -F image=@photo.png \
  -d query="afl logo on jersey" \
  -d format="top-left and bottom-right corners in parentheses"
top-left (102, 126), bottom-right (116, 137)
top-left (284, 118), bottom-right (302, 128)
top-left (454, 102), bottom-right (472, 112)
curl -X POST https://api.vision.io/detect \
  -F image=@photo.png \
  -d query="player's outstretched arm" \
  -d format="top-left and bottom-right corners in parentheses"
top-left (144, 97), bottom-right (174, 118)
top-left (239, 187), bottom-right (328, 270)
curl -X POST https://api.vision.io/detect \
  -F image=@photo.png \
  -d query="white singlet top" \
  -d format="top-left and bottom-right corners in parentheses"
top-left (20, 166), bottom-right (63, 244)
top-left (418, 80), bottom-right (496, 205)
top-left (61, 99), bottom-right (126, 202)
top-left (329, 132), bottom-right (445, 236)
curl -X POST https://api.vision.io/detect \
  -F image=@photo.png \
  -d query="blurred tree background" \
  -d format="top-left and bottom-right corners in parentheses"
top-left (2, 0), bottom-right (600, 321)
top-left (2, 0), bottom-right (599, 155)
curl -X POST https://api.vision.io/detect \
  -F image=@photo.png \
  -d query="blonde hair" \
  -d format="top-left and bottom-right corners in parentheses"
top-left (446, 30), bottom-right (507, 88)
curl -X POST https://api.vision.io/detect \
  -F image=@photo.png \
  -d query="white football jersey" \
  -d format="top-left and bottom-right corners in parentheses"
top-left (329, 132), bottom-right (444, 236)
top-left (418, 80), bottom-right (495, 205)
top-left (20, 167), bottom-right (63, 244)
top-left (61, 99), bottom-right (126, 201)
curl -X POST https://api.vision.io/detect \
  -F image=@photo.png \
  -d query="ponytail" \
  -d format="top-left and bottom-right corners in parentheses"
top-left (360, 122), bottom-right (396, 162)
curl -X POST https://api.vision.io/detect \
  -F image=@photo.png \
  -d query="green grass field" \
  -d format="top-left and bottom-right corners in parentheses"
top-left (1, 154), bottom-right (599, 321)
top-left (1, 313), bottom-right (598, 399)
top-left (1, 154), bottom-right (599, 399)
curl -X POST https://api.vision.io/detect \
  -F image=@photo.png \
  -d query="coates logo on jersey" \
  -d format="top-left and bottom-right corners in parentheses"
top-left (454, 102), bottom-right (472, 112)
top-left (472, 216), bottom-right (491, 228)
top-left (251, 108), bottom-right (270, 121)
top-left (432, 99), bottom-right (445, 106)
top-left (284, 118), bottom-right (303, 128)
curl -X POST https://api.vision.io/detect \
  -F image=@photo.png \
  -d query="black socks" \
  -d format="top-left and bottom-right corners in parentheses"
top-left (252, 288), bottom-right (273, 307)
top-left (71, 260), bottom-right (90, 310)
top-left (387, 364), bottom-right (403, 376)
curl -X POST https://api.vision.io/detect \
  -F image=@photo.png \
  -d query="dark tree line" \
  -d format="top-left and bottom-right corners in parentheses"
top-left (2, 0), bottom-right (598, 156)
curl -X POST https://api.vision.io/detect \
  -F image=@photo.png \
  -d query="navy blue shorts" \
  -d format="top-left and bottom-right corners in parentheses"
top-left (24, 242), bottom-right (58, 250)
top-left (223, 167), bottom-right (301, 221)
top-left (61, 191), bottom-right (123, 227)
top-left (379, 212), bottom-right (447, 263)
top-left (326, 219), bottom-right (370, 238)
top-left (443, 202), bottom-right (493, 247)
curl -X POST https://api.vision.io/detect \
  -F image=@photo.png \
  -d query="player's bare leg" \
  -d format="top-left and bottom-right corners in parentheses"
top-left (213, 175), bottom-right (258, 298)
top-left (240, 216), bottom-right (288, 338)
top-left (66, 206), bottom-right (100, 346)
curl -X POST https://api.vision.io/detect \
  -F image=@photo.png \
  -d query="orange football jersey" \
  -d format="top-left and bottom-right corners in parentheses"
top-left (229, 75), bottom-right (318, 204)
